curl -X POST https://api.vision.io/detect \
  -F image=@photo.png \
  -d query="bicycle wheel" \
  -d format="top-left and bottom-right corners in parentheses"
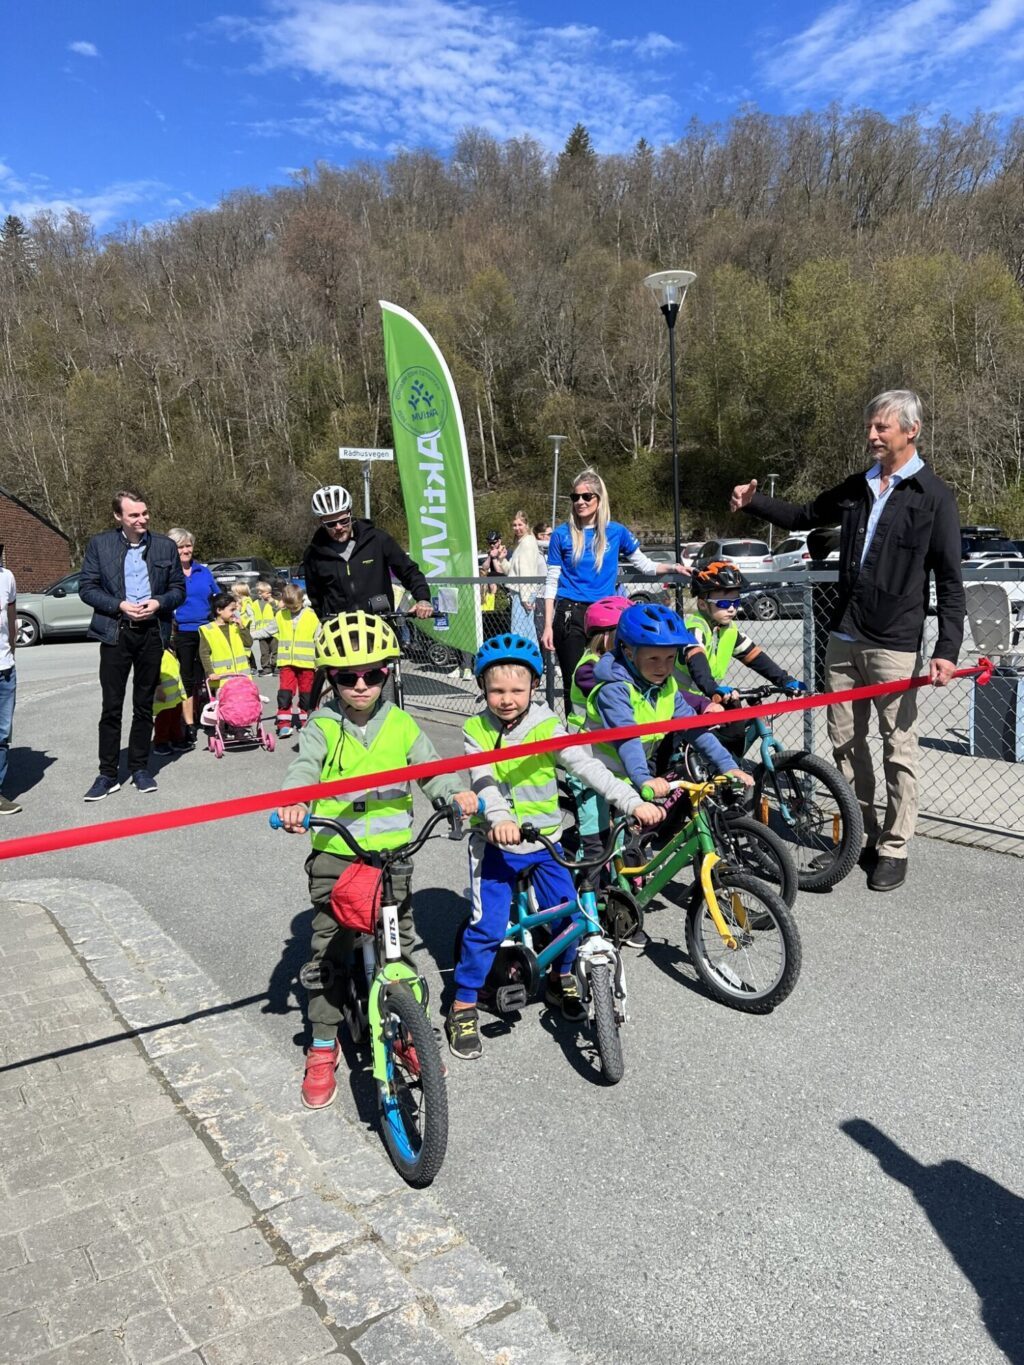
top-left (754, 750), bottom-right (863, 892)
top-left (377, 983), bottom-right (448, 1186)
top-left (589, 962), bottom-right (624, 1085)
top-left (685, 869), bottom-right (801, 1013)
top-left (721, 815), bottom-right (799, 908)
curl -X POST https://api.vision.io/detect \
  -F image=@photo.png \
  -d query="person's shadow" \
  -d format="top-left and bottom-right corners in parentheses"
top-left (3, 747), bottom-right (57, 799)
top-left (263, 907), bottom-right (313, 1042)
top-left (842, 1118), bottom-right (1024, 1363)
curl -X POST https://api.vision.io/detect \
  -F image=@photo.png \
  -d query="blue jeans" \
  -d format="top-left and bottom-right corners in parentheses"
top-left (0, 665), bottom-right (15, 792)
top-left (511, 595), bottom-right (538, 646)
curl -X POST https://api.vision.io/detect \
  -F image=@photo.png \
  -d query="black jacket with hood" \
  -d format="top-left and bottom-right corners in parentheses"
top-left (301, 519), bottom-right (431, 618)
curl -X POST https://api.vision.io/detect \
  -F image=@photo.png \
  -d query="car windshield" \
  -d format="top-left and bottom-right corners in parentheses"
top-left (775, 538), bottom-right (805, 555)
top-left (722, 541), bottom-right (770, 557)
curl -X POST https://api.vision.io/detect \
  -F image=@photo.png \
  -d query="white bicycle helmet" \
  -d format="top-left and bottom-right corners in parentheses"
top-left (311, 485), bottom-right (352, 518)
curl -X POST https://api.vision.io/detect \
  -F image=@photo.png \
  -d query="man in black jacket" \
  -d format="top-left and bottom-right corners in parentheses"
top-left (730, 390), bottom-right (964, 892)
top-left (79, 490), bottom-right (185, 801)
top-left (301, 485), bottom-right (434, 621)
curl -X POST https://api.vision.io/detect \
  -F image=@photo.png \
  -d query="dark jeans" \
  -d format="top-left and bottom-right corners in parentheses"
top-left (553, 599), bottom-right (589, 711)
top-left (97, 624), bottom-right (162, 779)
top-left (173, 628), bottom-right (204, 702)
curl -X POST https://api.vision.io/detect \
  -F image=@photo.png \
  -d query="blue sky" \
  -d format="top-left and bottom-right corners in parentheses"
top-left (1, 0), bottom-right (1017, 231)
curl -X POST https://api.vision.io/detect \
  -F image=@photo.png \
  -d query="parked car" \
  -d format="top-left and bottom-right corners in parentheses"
top-left (961, 527), bottom-right (1017, 560)
top-left (620, 547), bottom-right (675, 604)
top-left (206, 556), bottom-right (279, 590)
top-left (928, 558), bottom-right (1024, 613)
top-left (694, 538), bottom-right (775, 575)
top-left (15, 571), bottom-right (91, 646)
top-left (771, 533), bottom-right (812, 572)
top-left (740, 583), bottom-right (806, 622)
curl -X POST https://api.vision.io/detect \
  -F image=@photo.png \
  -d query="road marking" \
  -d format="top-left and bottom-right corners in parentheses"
top-left (17, 677), bottom-right (96, 706)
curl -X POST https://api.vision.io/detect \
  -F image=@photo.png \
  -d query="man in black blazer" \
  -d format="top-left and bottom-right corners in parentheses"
top-left (731, 390), bottom-right (964, 892)
top-left (79, 489), bottom-right (185, 801)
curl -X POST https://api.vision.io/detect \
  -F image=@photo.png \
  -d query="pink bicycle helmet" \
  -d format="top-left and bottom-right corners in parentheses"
top-left (584, 596), bottom-right (633, 634)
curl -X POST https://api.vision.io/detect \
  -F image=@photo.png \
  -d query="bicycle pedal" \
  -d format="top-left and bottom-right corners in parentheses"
top-left (299, 960), bottom-right (333, 991)
top-left (495, 983), bottom-right (529, 1014)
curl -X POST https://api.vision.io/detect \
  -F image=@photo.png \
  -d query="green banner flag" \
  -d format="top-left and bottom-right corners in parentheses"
top-left (380, 301), bottom-right (481, 657)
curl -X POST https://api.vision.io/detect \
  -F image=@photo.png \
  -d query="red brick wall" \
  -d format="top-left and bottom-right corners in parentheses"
top-left (0, 492), bottom-right (71, 590)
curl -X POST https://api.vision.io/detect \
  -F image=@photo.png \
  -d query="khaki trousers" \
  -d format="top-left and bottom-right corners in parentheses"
top-left (824, 636), bottom-right (921, 860)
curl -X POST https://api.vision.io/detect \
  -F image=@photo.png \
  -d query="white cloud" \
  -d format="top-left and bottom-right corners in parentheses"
top-left (218, 0), bottom-right (683, 153)
top-left (68, 40), bottom-right (100, 57)
top-left (612, 32), bottom-right (682, 58)
top-left (761, 0), bottom-right (1024, 108)
top-left (0, 170), bottom-right (169, 230)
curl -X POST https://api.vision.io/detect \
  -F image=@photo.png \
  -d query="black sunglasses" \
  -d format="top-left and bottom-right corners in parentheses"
top-left (328, 666), bottom-right (389, 688)
top-left (571, 492), bottom-right (597, 503)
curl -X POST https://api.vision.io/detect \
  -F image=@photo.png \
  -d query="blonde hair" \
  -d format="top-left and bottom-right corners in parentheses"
top-left (569, 469), bottom-right (609, 572)
top-left (280, 583), bottom-right (304, 612)
top-left (230, 581), bottom-right (251, 600)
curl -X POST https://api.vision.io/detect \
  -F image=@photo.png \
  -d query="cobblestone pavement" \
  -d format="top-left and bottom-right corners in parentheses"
top-left (0, 887), bottom-right (579, 1365)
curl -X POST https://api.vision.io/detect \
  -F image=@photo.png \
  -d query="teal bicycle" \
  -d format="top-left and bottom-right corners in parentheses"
top-left (453, 820), bottom-right (634, 1084)
top-left (271, 801), bottom-right (469, 1186)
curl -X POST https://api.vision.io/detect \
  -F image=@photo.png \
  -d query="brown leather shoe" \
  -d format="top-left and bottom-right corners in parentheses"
top-left (868, 855), bottom-right (906, 892)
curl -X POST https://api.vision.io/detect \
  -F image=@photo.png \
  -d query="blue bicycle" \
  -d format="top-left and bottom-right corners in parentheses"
top-left (454, 820), bottom-right (632, 1084)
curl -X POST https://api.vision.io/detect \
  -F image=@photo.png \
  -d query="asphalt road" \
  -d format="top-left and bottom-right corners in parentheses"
top-left (3, 644), bottom-right (1023, 1364)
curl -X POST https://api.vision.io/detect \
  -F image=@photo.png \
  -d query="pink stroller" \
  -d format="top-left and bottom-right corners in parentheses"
top-left (201, 674), bottom-right (276, 757)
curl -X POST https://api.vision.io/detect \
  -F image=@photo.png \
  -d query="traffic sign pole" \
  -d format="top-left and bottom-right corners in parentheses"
top-left (338, 447), bottom-right (394, 521)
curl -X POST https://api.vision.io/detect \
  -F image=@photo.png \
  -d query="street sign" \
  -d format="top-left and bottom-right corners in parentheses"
top-left (338, 447), bottom-right (394, 462)
top-left (337, 448), bottom-right (394, 518)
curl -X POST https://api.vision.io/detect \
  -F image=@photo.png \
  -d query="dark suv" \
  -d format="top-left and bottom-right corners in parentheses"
top-left (960, 528), bottom-right (1017, 560)
top-left (206, 556), bottom-right (279, 590)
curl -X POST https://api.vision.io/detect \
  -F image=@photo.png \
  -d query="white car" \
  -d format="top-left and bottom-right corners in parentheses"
top-left (929, 558), bottom-right (1024, 612)
top-left (694, 538), bottom-right (775, 576)
top-left (771, 534), bottom-right (812, 572)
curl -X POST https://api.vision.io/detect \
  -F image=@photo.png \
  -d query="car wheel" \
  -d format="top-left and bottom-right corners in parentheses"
top-left (630, 592), bottom-right (654, 604)
top-left (426, 641), bottom-right (457, 670)
top-left (750, 594), bottom-right (779, 622)
top-left (16, 613), bottom-right (40, 647)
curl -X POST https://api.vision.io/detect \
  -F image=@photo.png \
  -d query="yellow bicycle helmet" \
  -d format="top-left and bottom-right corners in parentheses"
top-left (314, 612), bottom-right (400, 668)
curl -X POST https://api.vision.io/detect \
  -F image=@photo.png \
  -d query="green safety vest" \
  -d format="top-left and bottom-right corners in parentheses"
top-left (679, 613), bottom-right (738, 694)
top-left (464, 711), bottom-right (562, 837)
top-left (583, 674), bottom-right (677, 780)
top-left (567, 650), bottom-right (598, 731)
top-left (199, 623), bottom-right (250, 681)
top-left (310, 706), bottom-right (419, 855)
top-left (153, 650), bottom-right (187, 714)
top-left (276, 607), bottom-right (319, 668)
top-left (247, 598), bottom-right (276, 629)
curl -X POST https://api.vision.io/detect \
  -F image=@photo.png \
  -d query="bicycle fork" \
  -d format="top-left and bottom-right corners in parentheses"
top-left (366, 898), bottom-right (428, 1092)
top-left (698, 852), bottom-right (743, 950)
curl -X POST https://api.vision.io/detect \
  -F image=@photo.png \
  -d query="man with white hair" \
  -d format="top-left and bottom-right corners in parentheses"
top-left (730, 390), bottom-right (964, 892)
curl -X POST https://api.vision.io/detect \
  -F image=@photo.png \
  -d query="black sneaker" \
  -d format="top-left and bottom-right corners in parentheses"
top-left (131, 769), bottom-right (158, 795)
top-left (445, 1007), bottom-right (482, 1060)
top-left (152, 742), bottom-right (173, 756)
top-left (622, 926), bottom-right (649, 950)
top-left (170, 735), bottom-right (195, 752)
top-left (84, 775), bottom-right (121, 802)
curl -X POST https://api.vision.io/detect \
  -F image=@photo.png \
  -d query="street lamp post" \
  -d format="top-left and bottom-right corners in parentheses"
top-left (548, 435), bottom-right (567, 529)
top-left (642, 270), bottom-right (696, 602)
top-left (765, 471), bottom-right (779, 551)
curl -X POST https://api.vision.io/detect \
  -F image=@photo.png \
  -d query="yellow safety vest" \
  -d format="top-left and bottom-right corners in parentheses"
top-left (310, 705), bottom-right (419, 855)
top-left (678, 613), bottom-right (738, 696)
top-left (276, 607), bottom-right (319, 668)
top-left (464, 712), bottom-right (562, 837)
top-left (153, 650), bottom-right (187, 714)
top-left (199, 623), bottom-right (250, 681)
top-left (247, 598), bottom-right (276, 629)
top-left (567, 649), bottom-right (599, 731)
top-left (584, 674), bottom-right (677, 781)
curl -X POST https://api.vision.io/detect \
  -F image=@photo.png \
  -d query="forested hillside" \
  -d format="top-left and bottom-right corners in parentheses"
top-left (3, 107), bottom-right (1024, 558)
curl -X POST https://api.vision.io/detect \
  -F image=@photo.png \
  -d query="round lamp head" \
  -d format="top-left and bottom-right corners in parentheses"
top-left (643, 269), bottom-right (696, 310)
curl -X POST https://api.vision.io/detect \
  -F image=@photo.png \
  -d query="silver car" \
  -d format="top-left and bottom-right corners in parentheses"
top-left (15, 572), bottom-right (92, 646)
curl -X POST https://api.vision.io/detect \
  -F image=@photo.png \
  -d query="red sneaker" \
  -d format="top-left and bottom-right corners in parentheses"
top-left (301, 1042), bottom-right (340, 1109)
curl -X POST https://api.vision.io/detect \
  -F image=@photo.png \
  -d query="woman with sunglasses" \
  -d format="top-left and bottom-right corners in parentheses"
top-left (302, 485), bottom-right (435, 623)
top-left (678, 561), bottom-right (804, 753)
top-left (541, 468), bottom-right (688, 710)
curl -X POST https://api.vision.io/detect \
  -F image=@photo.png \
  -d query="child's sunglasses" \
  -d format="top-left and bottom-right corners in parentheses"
top-left (711, 598), bottom-right (742, 610)
top-left (327, 665), bottom-right (389, 687)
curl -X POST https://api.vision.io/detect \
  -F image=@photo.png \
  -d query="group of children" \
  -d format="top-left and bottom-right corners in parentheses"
top-left (274, 560), bottom-right (804, 1109)
top-left (153, 577), bottom-right (323, 753)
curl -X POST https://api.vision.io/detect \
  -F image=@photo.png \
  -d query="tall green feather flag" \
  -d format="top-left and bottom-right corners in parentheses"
top-left (380, 301), bottom-right (481, 657)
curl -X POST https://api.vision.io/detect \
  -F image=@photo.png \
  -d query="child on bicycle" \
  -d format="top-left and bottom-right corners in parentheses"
top-left (446, 634), bottom-right (664, 1062)
top-left (275, 611), bottom-right (477, 1110)
top-left (678, 562), bottom-right (804, 756)
top-left (275, 582), bottom-right (320, 737)
top-left (582, 602), bottom-right (753, 940)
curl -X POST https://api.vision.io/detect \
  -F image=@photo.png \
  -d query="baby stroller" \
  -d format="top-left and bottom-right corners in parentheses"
top-left (200, 674), bottom-right (276, 757)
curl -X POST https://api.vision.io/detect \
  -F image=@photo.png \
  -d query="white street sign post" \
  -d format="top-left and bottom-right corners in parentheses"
top-left (338, 447), bottom-right (394, 518)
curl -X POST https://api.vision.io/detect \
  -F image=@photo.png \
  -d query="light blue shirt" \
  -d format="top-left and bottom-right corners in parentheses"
top-left (123, 534), bottom-right (152, 604)
top-left (861, 452), bottom-right (924, 566)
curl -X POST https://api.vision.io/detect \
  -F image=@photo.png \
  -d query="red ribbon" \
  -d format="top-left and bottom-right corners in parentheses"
top-left (0, 660), bottom-right (991, 863)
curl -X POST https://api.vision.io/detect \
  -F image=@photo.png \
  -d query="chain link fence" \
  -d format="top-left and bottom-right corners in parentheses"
top-left (394, 569), bottom-right (1024, 856)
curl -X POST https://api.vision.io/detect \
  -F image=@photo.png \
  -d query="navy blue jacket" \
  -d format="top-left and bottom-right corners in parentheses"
top-left (79, 529), bottom-right (185, 645)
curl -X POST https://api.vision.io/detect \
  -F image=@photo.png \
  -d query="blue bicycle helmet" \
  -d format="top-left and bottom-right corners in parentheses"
top-left (473, 633), bottom-right (544, 680)
top-left (616, 602), bottom-right (696, 650)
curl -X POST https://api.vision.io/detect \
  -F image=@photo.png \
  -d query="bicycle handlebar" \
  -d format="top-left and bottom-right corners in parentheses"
top-left (518, 815), bottom-right (633, 869)
top-left (640, 774), bottom-right (746, 801)
top-left (269, 798), bottom-right (482, 856)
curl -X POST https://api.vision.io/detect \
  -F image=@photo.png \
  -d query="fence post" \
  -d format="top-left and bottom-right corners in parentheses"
top-left (803, 577), bottom-right (816, 754)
